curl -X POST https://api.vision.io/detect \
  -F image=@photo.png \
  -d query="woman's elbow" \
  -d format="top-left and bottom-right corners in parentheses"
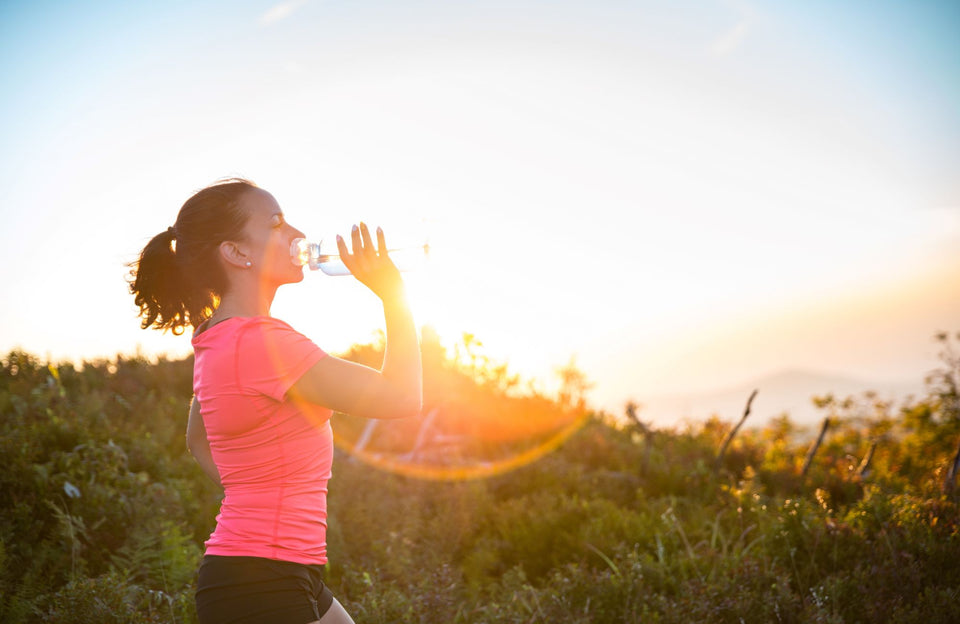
top-left (395, 394), bottom-right (422, 420)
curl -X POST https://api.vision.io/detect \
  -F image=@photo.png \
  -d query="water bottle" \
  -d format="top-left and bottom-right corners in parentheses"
top-left (290, 237), bottom-right (430, 276)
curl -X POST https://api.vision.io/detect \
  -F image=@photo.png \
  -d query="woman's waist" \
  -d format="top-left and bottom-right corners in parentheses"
top-left (221, 480), bottom-right (329, 505)
top-left (216, 457), bottom-right (332, 487)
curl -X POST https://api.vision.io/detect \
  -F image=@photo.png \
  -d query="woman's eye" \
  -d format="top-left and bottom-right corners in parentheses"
top-left (271, 215), bottom-right (283, 227)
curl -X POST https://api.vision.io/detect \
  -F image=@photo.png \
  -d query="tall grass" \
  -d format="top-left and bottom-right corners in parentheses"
top-left (1, 332), bottom-right (959, 622)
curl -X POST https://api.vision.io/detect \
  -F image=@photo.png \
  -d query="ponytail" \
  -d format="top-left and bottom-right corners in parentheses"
top-left (128, 178), bottom-right (255, 334)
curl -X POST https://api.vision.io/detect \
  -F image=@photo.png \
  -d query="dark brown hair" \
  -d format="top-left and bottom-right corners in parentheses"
top-left (128, 178), bottom-right (257, 334)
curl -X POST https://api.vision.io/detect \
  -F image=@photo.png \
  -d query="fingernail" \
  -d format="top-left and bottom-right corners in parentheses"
top-left (336, 235), bottom-right (343, 243)
top-left (377, 226), bottom-right (383, 236)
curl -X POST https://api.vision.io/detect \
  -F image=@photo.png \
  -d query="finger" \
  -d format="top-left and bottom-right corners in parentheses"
top-left (349, 224), bottom-right (370, 272)
top-left (359, 222), bottom-right (376, 259)
top-left (350, 223), bottom-right (362, 255)
top-left (375, 226), bottom-right (397, 269)
top-left (336, 235), bottom-right (356, 272)
top-left (376, 226), bottom-right (387, 257)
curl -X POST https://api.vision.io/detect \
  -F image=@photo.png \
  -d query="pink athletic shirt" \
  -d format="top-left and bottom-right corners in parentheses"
top-left (192, 316), bottom-right (333, 565)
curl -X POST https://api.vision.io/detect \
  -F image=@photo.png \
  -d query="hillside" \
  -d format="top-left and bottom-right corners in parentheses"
top-left (1, 332), bottom-right (959, 623)
top-left (637, 368), bottom-right (923, 431)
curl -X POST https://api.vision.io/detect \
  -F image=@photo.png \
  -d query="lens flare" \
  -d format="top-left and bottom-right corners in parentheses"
top-left (329, 409), bottom-right (589, 481)
top-left (261, 295), bottom-right (585, 481)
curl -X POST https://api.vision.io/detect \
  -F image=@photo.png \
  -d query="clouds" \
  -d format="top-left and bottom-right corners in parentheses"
top-left (260, 0), bottom-right (308, 25)
top-left (710, 0), bottom-right (756, 57)
top-left (1, 0), bottom-right (957, 413)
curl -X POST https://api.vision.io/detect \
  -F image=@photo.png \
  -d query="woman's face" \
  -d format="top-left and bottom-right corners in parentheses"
top-left (236, 187), bottom-right (306, 286)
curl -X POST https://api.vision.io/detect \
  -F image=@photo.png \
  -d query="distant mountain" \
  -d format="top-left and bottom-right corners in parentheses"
top-left (635, 369), bottom-right (925, 432)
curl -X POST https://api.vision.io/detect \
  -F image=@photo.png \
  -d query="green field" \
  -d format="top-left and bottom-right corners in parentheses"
top-left (2, 332), bottom-right (959, 623)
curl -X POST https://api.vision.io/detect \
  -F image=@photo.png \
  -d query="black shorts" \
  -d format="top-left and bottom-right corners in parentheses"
top-left (195, 555), bottom-right (335, 624)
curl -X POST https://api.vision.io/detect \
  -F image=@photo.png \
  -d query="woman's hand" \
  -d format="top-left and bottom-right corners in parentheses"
top-left (337, 222), bottom-right (405, 300)
top-left (292, 221), bottom-right (422, 419)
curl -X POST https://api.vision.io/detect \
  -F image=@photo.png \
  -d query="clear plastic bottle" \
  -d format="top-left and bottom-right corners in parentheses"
top-left (291, 237), bottom-right (430, 276)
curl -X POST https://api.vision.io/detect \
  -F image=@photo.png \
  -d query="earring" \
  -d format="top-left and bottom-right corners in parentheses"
top-left (245, 261), bottom-right (252, 268)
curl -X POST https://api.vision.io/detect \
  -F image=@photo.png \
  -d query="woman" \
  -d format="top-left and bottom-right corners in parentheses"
top-left (129, 178), bottom-right (422, 624)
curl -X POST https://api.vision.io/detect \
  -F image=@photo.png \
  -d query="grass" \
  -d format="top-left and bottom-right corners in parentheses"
top-left (1, 331), bottom-right (959, 622)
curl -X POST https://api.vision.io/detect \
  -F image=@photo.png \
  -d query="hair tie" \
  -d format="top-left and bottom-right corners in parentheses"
top-left (167, 226), bottom-right (176, 239)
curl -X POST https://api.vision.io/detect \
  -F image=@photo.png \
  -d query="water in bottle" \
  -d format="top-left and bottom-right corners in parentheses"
top-left (290, 237), bottom-right (429, 276)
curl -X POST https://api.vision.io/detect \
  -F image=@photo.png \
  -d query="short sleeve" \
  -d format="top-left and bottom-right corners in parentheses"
top-left (235, 318), bottom-right (327, 401)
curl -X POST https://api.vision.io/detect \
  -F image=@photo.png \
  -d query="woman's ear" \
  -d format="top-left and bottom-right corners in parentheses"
top-left (219, 240), bottom-right (251, 269)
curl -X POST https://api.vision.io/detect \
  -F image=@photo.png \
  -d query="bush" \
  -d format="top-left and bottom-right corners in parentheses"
top-left (2, 332), bottom-right (960, 622)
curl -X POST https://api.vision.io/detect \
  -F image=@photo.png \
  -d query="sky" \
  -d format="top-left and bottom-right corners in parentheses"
top-left (1, 0), bottom-right (958, 418)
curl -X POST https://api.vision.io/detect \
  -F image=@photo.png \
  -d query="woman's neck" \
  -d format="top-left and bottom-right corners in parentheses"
top-left (214, 283), bottom-right (276, 321)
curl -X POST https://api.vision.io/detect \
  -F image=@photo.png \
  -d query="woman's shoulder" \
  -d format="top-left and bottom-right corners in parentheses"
top-left (223, 317), bottom-right (324, 374)
top-left (192, 316), bottom-right (299, 344)
top-left (243, 316), bottom-right (301, 337)
top-left (230, 318), bottom-right (314, 352)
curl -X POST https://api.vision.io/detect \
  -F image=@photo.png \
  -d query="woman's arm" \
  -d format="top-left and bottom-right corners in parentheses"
top-left (186, 397), bottom-right (222, 487)
top-left (289, 295), bottom-right (422, 420)
top-left (289, 223), bottom-right (422, 420)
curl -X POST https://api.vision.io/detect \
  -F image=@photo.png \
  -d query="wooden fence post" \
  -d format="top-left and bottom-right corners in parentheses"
top-left (856, 440), bottom-right (877, 480)
top-left (714, 390), bottom-right (758, 473)
top-left (942, 435), bottom-right (960, 495)
top-left (625, 401), bottom-right (653, 469)
top-left (800, 416), bottom-right (831, 484)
